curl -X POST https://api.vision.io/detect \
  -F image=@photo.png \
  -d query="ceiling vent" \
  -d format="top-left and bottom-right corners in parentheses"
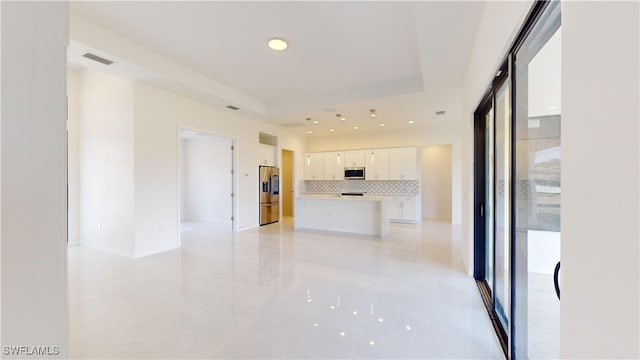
top-left (436, 110), bottom-right (446, 115)
top-left (282, 122), bottom-right (305, 128)
top-left (226, 105), bottom-right (240, 111)
top-left (82, 52), bottom-right (114, 65)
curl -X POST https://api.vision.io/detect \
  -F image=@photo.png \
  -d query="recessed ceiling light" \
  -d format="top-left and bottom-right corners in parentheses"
top-left (353, 126), bottom-right (359, 130)
top-left (341, 116), bottom-right (346, 121)
top-left (370, 109), bottom-right (376, 118)
top-left (268, 38), bottom-right (288, 51)
top-left (312, 120), bottom-right (319, 124)
top-left (329, 128), bottom-right (335, 132)
top-left (307, 131), bottom-right (312, 134)
top-left (379, 123), bottom-right (385, 127)
top-left (408, 120), bottom-right (415, 124)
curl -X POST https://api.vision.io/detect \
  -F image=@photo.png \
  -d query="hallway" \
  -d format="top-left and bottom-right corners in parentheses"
top-left (68, 219), bottom-right (502, 359)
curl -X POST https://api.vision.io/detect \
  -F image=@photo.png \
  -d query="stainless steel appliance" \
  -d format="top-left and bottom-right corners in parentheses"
top-left (344, 167), bottom-right (365, 180)
top-left (259, 166), bottom-right (279, 225)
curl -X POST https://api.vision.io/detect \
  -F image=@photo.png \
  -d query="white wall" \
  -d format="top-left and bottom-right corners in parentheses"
top-left (560, 2), bottom-right (639, 358)
top-left (79, 69), bottom-right (135, 257)
top-left (132, 82), bottom-right (178, 257)
top-left (1, 1), bottom-right (68, 356)
top-left (181, 137), bottom-right (232, 223)
top-left (460, 0), bottom-right (534, 275)
top-left (67, 66), bottom-right (81, 245)
top-left (307, 119), bottom-right (462, 224)
top-left (134, 81), bottom-right (307, 233)
top-left (420, 145), bottom-right (452, 219)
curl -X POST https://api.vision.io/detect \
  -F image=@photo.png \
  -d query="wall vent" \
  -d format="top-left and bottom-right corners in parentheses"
top-left (82, 52), bottom-right (114, 65)
top-left (226, 105), bottom-right (240, 111)
top-left (436, 110), bottom-right (446, 115)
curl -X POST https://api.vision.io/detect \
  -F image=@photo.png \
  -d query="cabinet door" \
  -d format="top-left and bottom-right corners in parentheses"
top-left (304, 153), bottom-right (324, 180)
top-left (389, 148), bottom-right (404, 180)
top-left (365, 149), bottom-right (389, 180)
top-left (259, 144), bottom-right (276, 166)
top-left (402, 147), bottom-right (418, 180)
top-left (389, 198), bottom-right (403, 220)
top-left (389, 147), bottom-right (417, 180)
top-left (323, 152), bottom-right (344, 180)
top-left (402, 199), bottom-right (417, 221)
top-left (344, 150), bottom-right (365, 167)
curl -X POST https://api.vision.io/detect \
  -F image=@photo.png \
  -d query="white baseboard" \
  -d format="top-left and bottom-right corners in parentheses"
top-left (77, 242), bottom-right (134, 258)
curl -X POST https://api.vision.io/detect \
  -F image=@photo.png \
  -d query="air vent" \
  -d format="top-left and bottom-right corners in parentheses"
top-left (282, 122), bottom-right (306, 128)
top-left (436, 110), bottom-right (446, 115)
top-left (82, 53), bottom-right (114, 65)
top-left (226, 105), bottom-right (240, 111)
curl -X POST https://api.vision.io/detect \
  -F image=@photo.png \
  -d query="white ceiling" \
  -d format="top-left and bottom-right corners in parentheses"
top-left (69, 1), bottom-right (486, 135)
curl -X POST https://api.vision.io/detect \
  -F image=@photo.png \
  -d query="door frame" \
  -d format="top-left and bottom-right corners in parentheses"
top-left (177, 126), bottom-right (238, 247)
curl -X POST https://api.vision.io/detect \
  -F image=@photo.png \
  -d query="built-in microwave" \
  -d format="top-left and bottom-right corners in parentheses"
top-left (344, 167), bottom-right (365, 180)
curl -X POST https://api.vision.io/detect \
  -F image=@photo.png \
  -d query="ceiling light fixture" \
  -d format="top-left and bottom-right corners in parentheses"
top-left (307, 131), bottom-right (312, 134)
top-left (353, 126), bottom-right (359, 130)
top-left (337, 113), bottom-right (346, 121)
top-left (313, 120), bottom-right (319, 124)
top-left (370, 109), bottom-right (376, 118)
top-left (379, 123), bottom-right (385, 127)
top-left (408, 120), bottom-right (415, 124)
top-left (329, 128), bottom-right (335, 132)
top-left (268, 38), bottom-right (288, 51)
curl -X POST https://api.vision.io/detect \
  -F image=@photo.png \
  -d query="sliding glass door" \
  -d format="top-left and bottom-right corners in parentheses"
top-left (473, 63), bottom-right (512, 356)
top-left (474, 2), bottom-right (561, 359)
top-left (512, 2), bottom-right (561, 358)
top-left (494, 75), bottom-right (511, 334)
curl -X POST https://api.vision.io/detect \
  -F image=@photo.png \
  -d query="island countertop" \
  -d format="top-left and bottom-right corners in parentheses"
top-left (294, 194), bottom-right (390, 237)
top-left (297, 193), bottom-right (390, 201)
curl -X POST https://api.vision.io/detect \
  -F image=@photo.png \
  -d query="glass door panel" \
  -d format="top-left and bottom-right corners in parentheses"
top-left (494, 79), bottom-right (511, 331)
top-left (513, 2), bottom-right (561, 358)
top-left (485, 109), bottom-right (495, 291)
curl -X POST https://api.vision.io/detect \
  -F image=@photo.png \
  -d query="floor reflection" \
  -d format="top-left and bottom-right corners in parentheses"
top-left (68, 218), bottom-right (501, 359)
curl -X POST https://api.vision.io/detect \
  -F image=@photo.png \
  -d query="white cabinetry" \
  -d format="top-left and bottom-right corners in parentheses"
top-left (365, 149), bottom-right (390, 180)
top-left (259, 143), bottom-right (276, 166)
top-left (323, 152), bottom-right (345, 180)
top-left (304, 153), bottom-right (324, 180)
top-left (388, 196), bottom-right (419, 223)
top-left (389, 147), bottom-right (418, 180)
top-left (344, 150), bottom-right (366, 167)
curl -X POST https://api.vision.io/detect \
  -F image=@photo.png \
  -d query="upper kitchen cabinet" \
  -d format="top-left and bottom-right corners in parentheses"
top-left (365, 149), bottom-right (390, 180)
top-left (259, 143), bottom-right (276, 166)
top-left (344, 150), bottom-right (366, 167)
top-left (304, 153), bottom-right (324, 180)
top-left (323, 152), bottom-right (345, 180)
top-left (389, 147), bottom-right (418, 180)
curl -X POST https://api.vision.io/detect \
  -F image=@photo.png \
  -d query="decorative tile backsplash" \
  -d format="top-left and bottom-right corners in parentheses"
top-left (303, 180), bottom-right (419, 196)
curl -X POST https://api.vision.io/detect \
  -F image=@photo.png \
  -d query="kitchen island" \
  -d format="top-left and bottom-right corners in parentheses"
top-left (294, 194), bottom-right (390, 237)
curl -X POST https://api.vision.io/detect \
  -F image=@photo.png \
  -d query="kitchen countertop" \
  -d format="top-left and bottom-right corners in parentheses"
top-left (298, 193), bottom-right (416, 199)
top-left (297, 193), bottom-right (390, 201)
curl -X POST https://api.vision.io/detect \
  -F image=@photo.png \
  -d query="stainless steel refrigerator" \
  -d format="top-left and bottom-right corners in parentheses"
top-left (259, 166), bottom-right (279, 226)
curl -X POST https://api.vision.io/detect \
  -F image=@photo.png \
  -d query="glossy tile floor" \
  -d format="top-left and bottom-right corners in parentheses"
top-left (68, 218), bottom-right (503, 359)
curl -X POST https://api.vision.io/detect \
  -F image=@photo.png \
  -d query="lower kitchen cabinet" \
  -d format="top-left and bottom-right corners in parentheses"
top-left (388, 197), bottom-right (419, 223)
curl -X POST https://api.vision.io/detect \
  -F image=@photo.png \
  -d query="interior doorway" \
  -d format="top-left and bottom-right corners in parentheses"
top-left (281, 149), bottom-right (294, 218)
top-left (179, 129), bottom-right (235, 240)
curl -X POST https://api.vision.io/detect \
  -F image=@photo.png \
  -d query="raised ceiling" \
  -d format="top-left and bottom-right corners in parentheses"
top-left (69, 1), bottom-right (485, 135)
